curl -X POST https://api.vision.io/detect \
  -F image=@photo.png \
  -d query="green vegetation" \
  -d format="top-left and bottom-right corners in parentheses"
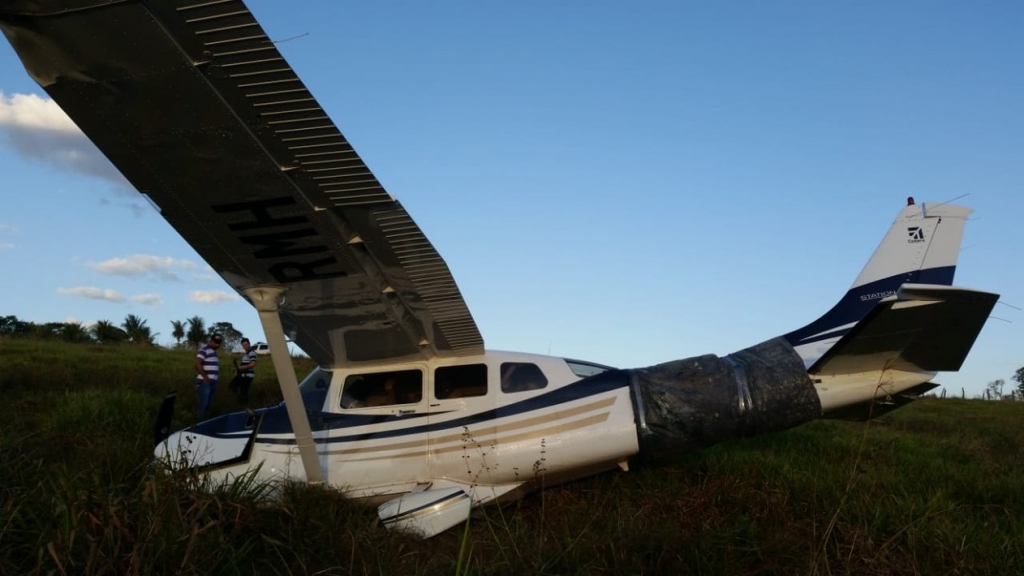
top-left (0, 313), bottom-right (247, 350)
top-left (2, 338), bottom-right (1023, 575)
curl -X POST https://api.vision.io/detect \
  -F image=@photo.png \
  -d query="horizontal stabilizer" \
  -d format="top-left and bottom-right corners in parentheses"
top-left (822, 381), bottom-right (939, 421)
top-left (809, 284), bottom-right (999, 376)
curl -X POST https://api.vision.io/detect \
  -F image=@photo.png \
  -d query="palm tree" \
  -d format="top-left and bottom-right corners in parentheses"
top-left (91, 320), bottom-right (127, 344)
top-left (186, 316), bottom-right (206, 349)
top-left (61, 322), bottom-right (90, 343)
top-left (122, 314), bottom-right (157, 345)
top-left (170, 320), bottom-right (185, 347)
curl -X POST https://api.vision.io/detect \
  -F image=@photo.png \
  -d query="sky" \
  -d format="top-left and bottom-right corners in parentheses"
top-left (0, 1), bottom-right (1021, 398)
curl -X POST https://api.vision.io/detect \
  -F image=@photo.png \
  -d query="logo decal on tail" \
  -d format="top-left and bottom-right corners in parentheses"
top-left (907, 226), bottom-right (925, 243)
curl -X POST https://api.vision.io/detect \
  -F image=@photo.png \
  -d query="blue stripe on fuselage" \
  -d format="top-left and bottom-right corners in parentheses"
top-left (247, 368), bottom-right (631, 446)
top-left (783, 266), bottom-right (955, 347)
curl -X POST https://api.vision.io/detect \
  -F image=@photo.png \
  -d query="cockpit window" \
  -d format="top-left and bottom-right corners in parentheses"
top-left (340, 369), bottom-right (422, 409)
top-left (434, 364), bottom-right (487, 399)
top-left (500, 362), bottom-right (548, 393)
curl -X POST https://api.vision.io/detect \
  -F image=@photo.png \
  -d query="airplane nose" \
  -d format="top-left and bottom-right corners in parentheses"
top-left (153, 430), bottom-right (187, 467)
top-left (152, 410), bottom-right (265, 471)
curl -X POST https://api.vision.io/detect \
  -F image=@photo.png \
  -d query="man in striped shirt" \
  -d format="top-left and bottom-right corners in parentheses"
top-left (231, 337), bottom-right (258, 404)
top-left (194, 333), bottom-right (223, 419)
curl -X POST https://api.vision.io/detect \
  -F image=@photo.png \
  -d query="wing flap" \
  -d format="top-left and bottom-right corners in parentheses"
top-left (808, 285), bottom-right (999, 376)
top-left (0, 0), bottom-right (483, 366)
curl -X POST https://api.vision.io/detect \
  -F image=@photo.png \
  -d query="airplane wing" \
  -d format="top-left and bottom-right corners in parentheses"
top-left (0, 0), bottom-right (483, 366)
top-left (808, 284), bottom-right (999, 376)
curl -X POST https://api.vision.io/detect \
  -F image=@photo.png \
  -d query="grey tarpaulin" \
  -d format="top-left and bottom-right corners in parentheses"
top-left (628, 336), bottom-right (820, 461)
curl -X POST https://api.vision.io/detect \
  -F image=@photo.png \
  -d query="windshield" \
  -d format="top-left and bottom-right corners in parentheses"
top-left (298, 367), bottom-right (331, 394)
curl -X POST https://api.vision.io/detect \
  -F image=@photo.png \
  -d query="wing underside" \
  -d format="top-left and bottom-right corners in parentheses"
top-left (0, 0), bottom-right (483, 366)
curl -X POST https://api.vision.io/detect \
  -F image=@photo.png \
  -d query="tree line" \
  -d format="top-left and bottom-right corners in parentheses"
top-left (0, 314), bottom-right (245, 350)
top-left (3, 312), bottom-right (1019, 395)
top-left (983, 369), bottom-right (1024, 401)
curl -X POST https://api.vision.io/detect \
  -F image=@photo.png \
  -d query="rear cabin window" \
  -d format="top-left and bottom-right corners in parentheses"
top-left (565, 359), bottom-right (613, 378)
top-left (340, 369), bottom-right (422, 409)
top-left (500, 362), bottom-right (548, 393)
top-left (434, 364), bottom-right (487, 400)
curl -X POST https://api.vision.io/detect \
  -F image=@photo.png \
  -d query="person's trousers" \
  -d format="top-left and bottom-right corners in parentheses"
top-left (195, 379), bottom-right (218, 419)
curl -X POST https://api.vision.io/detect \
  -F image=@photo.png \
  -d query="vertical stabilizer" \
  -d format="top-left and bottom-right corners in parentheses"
top-left (783, 199), bottom-right (972, 367)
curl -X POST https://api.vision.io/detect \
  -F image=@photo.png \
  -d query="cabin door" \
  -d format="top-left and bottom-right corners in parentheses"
top-left (426, 363), bottom-right (495, 483)
top-left (324, 365), bottom-right (430, 496)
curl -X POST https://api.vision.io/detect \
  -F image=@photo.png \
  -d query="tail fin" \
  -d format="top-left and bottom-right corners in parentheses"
top-left (783, 199), bottom-right (972, 367)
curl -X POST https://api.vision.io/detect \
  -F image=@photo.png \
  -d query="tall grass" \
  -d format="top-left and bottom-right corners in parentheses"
top-left (2, 338), bottom-right (1023, 574)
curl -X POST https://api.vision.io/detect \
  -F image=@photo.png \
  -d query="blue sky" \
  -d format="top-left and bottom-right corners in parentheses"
top-left (0, 1), bottom-right (1021, 397)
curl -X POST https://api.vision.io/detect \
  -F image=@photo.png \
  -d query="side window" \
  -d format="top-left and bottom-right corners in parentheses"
top-left (565, 359), bottom-right (612, 378)
top-left (500, 363), bottom-right (548, 393)
top-left (340, 369), bottom-right (422, 409)
top-left (435, 364), bottom-right (488, 400)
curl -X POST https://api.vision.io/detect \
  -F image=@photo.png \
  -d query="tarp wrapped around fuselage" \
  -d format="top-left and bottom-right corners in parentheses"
top-left (625, 337), bottom-right (821, 461)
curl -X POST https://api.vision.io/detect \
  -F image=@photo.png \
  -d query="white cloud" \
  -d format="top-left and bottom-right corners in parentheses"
top-left (190, 290), bottom-right (240, 304)
top-left (131, 293), bottom-right (163, 306)
top-left (89, 254), bottom-right (199, 281)
top-left (0, 92), bottom-right (78, 132)
top-left (57, 286), bottom-right (126, 303)
top-left (0, 242), bottom-right (12, 251)
top-left (0, 92), bottom-right (128, 186)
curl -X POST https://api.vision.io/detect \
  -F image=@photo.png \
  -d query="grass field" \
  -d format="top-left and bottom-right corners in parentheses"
top-left (2, 338), bottom-right (1022, 575)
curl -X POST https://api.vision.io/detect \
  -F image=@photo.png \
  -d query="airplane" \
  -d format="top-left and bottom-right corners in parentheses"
top-left (0, 0), bottom-right (998, 538)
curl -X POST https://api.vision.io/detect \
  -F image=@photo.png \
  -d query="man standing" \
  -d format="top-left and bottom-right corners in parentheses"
top-left (194, 333), bottom-right (223, 419)
top-left (233, 337), bottom-right (258, 404)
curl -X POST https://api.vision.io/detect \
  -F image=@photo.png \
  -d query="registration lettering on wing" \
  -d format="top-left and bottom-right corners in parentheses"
top-left (212, 197), bottom-right (348, 283)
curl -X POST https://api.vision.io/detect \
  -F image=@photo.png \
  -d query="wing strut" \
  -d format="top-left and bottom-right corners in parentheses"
top-left (243, 286), bottom-right (323, 485)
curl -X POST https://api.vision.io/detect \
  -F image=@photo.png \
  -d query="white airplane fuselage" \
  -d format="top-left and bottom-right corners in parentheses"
top-left (151, 200), bottom-right (996, 538)
top-left (157, 347), bottom-right (933, 501)
top-left (160, 350), bottom-right (640, 503)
